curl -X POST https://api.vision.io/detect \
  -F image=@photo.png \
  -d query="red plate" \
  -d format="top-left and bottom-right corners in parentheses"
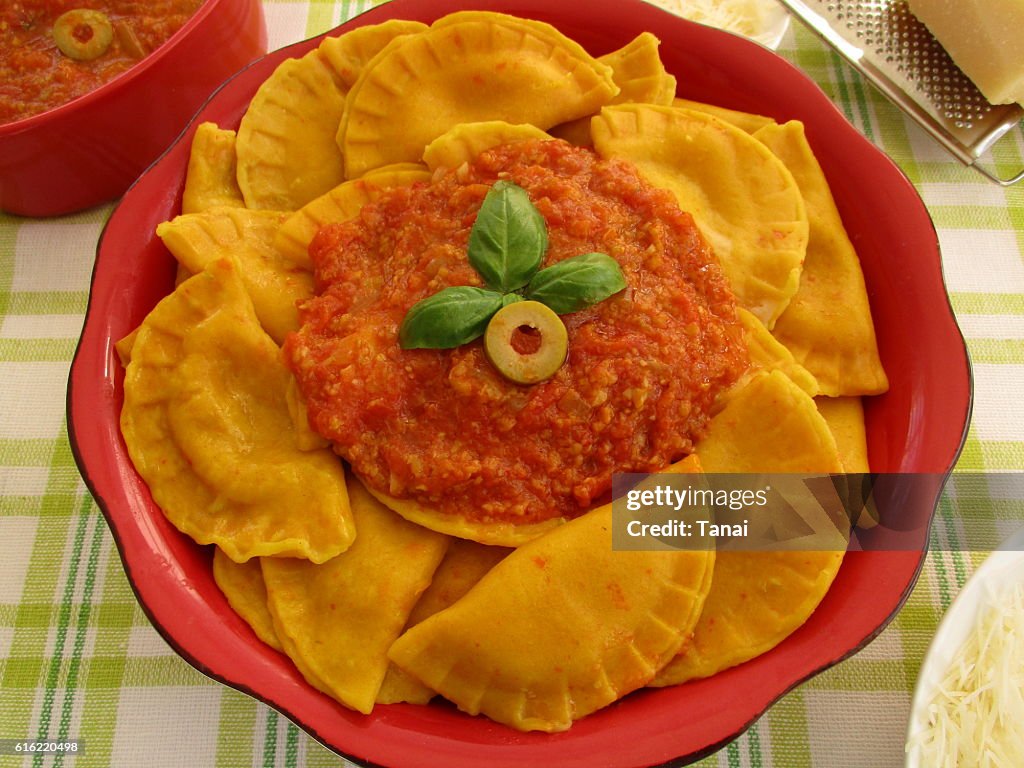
top-left (68, 0), bottom-right (972, 765)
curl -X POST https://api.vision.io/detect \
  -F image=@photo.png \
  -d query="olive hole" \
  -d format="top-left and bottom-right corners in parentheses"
top-left (73, 23), bottom-right (95, 44)
top-left (510, 324), bottom-right (543, 355)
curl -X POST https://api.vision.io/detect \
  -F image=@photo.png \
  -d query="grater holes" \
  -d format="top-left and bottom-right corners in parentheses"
top-left (848, 0), bottom-right (988, 127)
top-left (791, 0), bottom-right (1023, 161)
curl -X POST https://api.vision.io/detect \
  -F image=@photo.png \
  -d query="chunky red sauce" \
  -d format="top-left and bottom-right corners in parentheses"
top-left (0, 0), bottom-right (204, 125)
top-left (286, 140), bottom-right (748, 526)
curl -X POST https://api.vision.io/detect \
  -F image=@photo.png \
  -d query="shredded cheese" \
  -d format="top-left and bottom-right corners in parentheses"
top-left (911, 582), bottom-right (1024, 767)
top-left (643, 0), bottom-right (778, 45)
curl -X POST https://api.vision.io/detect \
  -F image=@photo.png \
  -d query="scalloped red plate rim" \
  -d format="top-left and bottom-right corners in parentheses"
top-left (68, 1), bottom-right (972, 766)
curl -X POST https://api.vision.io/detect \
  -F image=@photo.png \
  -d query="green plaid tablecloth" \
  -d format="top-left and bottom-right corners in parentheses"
top-left (1, 1), bottom-right (1022, 766)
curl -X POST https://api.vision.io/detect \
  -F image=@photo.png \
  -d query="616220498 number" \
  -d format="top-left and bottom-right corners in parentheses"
top-left (0, 739), bottom-right (82, 754)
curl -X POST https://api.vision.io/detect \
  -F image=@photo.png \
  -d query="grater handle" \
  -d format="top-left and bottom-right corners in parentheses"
top-left (973, 163), bottom-right (1024, 187)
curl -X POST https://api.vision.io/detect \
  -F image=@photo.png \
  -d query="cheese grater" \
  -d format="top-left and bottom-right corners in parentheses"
top-left (776, 0), bottom-right (1024, 185)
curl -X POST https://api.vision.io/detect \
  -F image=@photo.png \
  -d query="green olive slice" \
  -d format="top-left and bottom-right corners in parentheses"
top-left (53, 10), bottom-right (114, 62)
top-left (484, 300), bottom-right (568, 384)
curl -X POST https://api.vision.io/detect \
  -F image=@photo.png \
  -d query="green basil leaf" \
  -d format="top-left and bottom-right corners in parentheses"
top-left (399, 287), bottom-right (503, 349)
top-left (468, 180), bottom-right (547, 293)
top-left (525, 253), bottom-right (627, 314)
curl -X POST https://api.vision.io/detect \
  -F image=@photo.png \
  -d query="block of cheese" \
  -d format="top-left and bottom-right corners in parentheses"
top-left (907, 0), bottom-right (1024, 106)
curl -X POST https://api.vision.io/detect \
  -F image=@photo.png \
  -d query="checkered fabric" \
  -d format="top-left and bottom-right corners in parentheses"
top-left (1, 1), bottom-right (1022, 766)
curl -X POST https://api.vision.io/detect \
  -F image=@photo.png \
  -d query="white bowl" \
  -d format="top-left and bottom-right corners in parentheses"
top-left (905, 526), bottom-right (1024, 766)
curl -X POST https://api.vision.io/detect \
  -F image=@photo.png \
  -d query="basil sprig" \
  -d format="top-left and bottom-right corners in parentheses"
top-left (399, 181), bottom-right (626, 350)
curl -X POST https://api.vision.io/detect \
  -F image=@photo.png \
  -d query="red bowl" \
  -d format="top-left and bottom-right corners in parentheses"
top-left (0, 0), bottom-right (266, 218)
top-left (67, 0), bottom-right (972, 765)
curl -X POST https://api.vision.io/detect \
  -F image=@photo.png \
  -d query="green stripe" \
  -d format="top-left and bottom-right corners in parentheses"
top-left (305, 738), bottom-right (351, 767)
top-left (928, 206), bottom-right (1015, 230)
top-left (0, 495), bottom-right (80, 520)
top-left (115, 657), bottom-right (213, 687)
top-left (33, 493), bottom-right (93, 766)
top-left (262, 710), bottom-right (279, 768)
top-left (747, 722), bottom-right (764, 768)
top-left (0, 603), bottom-right (59, 630)
top-left (933, 497), bottom-right (961, 605)
top-left (308, 0), bottom-right (338, 36)
top-left (4, 292), bottom-right (89, 315)
top-left (991, 121), bottom-right (1024, 184)
top-left (0, 338), bottom-right (78, 362)
top-left (787, 29), bottom-right (836, 100)
top-left (54, 503), bottom-right (104, 768)
top-left (726, 740), bottom-right (742, 768)
top-left (874, 100), bottom-right (920, 184)
top-left (77, 546), bottom-right (143, 768)
top-left (0, 439), bottom-right (60, 468)
top-left (845, 63), bottom-right (875, 145)
top-left (977, 441), bottom-right (1024, 470)
top-left (0, 210), bottom-right (18, 319)
top-left (805, 659), bottom-right (907, 691)
top-left (895, 584), bottom-right (941, 687)
top-left (948, 473), bottom-right (1002, 551)
top-left (216, 693), bottom-right (258, 768)
top-left (76, 548), bottom-right (156, 768)
top-left (285, 723), bottom-right (300, 768)
top-left (941, 433), bottom-right (978, 597)
top-left (951, 292), bottom-right (1024, 316)
top-left (965, 338), bottom-right (1024, 363)
top-left (953, 427), bottom-right (984, 472)
top-left (767, 688), bottom-right (811, 768)
top-left (826, 51), bottom-right (857, 126)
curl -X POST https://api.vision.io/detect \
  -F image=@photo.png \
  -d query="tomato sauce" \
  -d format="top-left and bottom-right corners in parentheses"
top-left (287, 140), bottom-right (749, 527)
top-left (0, 0), bottom-right (204, 125)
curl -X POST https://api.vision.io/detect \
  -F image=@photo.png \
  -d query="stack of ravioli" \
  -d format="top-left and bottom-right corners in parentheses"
top-left (118, 11), bottom-right (888, 733)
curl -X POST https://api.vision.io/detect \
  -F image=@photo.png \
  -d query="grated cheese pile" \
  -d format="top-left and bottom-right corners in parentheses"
top-left (913, 581), bottom-right (1024, 767)
top-left (643, 0), bottom-right (777, 45)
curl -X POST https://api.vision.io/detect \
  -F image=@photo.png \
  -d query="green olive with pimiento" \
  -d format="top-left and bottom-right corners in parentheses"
top-left (53, 9), bottom-right (114, 61)
top-left (484, 300), bottom-right (568, 385)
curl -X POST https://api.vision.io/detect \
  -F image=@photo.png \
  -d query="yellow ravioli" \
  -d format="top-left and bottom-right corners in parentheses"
top-left (121, 260), bottom-right (354, 563)
top-left (263, 476), bottom-right (448, 714)
top-left (212, 547), bottom-right (283, 652)
top-left (550, 31), bottom-right (676, 145)
top-left (600, 32), bottom-right (677, 106)
top-left (235, 19), bottom-right (421, 211)
top-left (377, 539), bottom-right (511, 706)
top-left (274, 164), bottom-right (430, 268)
top-left (736, 307), bottom-right (818, 398)
top-left (338, 11), bottom-right (618, 178)
top-left (236, 49), bottom-right (347, 211)
top-left (364, 481), bottom-right (564, 548)
top-left (591, 104), bottom-right (808, 328)
top-left (388, 502), bottom-right (714, 732)
top-left (318, 19), bottom-right (427, 90)
top-left (182, 122), bottom-right (245, 214)
top-left (652, 370), bottom-right (846, 686)
top-left (816, 395), bottom-right (877, 528)
top-left (755, 120), bottom-right (888, 396)
top-left (672, 98), bottom-right (777, 134)
top-left (816, 396), bottom-right (870, 474)
top-left (156, 207), bottom-right (311, 345)
top-left (422, 121), bottom-right (551, 172)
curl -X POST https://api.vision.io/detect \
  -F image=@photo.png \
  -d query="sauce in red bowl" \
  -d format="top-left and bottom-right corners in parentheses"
top-left (1, 0), bottom-right (204, 125)
top-left (0, 0), bottom-right (265, 217)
